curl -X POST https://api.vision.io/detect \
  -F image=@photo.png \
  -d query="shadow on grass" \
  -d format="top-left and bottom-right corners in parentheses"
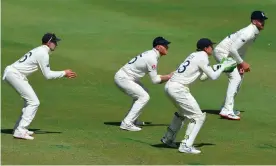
top-left (202, 109), bottom-right (245, 115)
top-left (151, 142), bottom-right (216, 149)
top-left (104, 122), bottom-right (168, 127)
top-left (1, 129), bottom-right (62, 134)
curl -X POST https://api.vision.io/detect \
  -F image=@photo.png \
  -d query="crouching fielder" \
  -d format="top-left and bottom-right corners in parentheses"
top-left (2, 33), bottom-right (77, 140)
top-left (115, 37), bottom-right (172, 131)
top-left (161, 38), bottom-right (236, 154)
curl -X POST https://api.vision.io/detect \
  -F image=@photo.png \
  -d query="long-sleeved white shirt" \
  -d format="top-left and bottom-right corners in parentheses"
top-left (170, 51), bottom-right (225, 85)
top-left (215, 23), bottom-right (259, 64)
top-left (117, 48), bottom-right (161, 84)
top-left (9, 45), bottom-right (65, 79)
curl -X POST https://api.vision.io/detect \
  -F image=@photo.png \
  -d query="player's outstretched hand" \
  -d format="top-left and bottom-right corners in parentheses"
top-left (238, 62), bottom-right (250, 72)
top-left (64, 69), bottom-right (77, 79)
top-left (238, 68), bottom-right (245, 75)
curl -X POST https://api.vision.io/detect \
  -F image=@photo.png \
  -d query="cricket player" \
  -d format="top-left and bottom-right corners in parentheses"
top-left (205, 11), bottom-right (268, 120)
top-left (114, 37), bottom-right (173, 131)
top-left (161, 38), bottom-right (237, 154)
top-left (2, 33), bottom-right (77, 140)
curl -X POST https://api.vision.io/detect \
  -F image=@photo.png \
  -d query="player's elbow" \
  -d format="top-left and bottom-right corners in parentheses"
top-left (151, 75), bottom-right (161, 84)
top-left (229, 47), bottom-right (238, 55)
top-left (44, 74), bottom-right (52, 80)
top-left (43, 72), bottom-right (55, 80)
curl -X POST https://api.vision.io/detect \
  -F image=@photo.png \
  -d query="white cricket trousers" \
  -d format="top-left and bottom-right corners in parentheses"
top-left (2, 66), bottom-right (40, 133)
top-left (164, 81), bottom-right (202, 119)
top-left (165, 81), bottom-right (206, 147)
top-left (214, 48), bottom-right (244, 112)
top-left (114, 70), bottom-right (150, 124)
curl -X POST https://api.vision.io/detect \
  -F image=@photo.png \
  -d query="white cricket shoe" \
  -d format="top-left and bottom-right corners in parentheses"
top-left (220, 108), bottom-right (240, 116)
top-left (27, 130), bottom-right (34, 135)
top-left (220, 111), bottom-right (240, 120)
top-left (13, 130), bottom-right (34, 140)
top-left (223, 113), bottom-right (240, 120)
top-left (161, 137), bottom-right (177, 148)
top-left (178, 143), bottom-right (201, 154)
top-left (120, 121), bottom-right (141, 131)
top-left (13, 129), bottom-right (34, 135)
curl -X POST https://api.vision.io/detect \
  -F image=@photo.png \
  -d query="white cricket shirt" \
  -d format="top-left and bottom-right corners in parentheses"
top-left (117, 48), bottom-right (161, 84)
top-left (170, 51), bottom-right (224, 85)
top-left (8, 45), bottom-right (65, 79)
top-left (215, 23), bottom-right (259, 63)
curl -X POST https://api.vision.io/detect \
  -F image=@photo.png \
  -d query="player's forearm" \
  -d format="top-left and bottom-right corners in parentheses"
top-left (149, 71), bottom-right (172, 84)
top-left (159, 74), bottom-right (171, 83)
top-left (43, 70), bottom-right (66, 79)
top-left (200, 66), bottom-right (224, 80)
top-left (229, 48), bottom-right (244, 64)
top-left (149, 70), bottom-right (161, 84)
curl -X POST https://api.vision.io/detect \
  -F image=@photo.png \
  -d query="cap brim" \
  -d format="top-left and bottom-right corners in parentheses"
top-left (163, 41), bottom-right (171, 46)
top-left (259, 17), bottom-right (268, 21)
top-left (55, 38), bottom-right (61, 42)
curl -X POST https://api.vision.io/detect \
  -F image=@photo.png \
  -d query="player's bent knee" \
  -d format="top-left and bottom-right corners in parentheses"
top-left (139, 93), bottom-right (150, 103)
top-left (190, 112), bottom-right (206, 123)
top-left (28, 99), bottom-right (40, 107)
top-left (175, 112), bottom-right (185, 121)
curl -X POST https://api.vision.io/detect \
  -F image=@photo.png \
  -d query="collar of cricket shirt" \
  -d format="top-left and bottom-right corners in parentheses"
top-left (199, 51), bottom-right (209, 57)
top-left (250, 23), bottom-right (260, 35)
top-left (152, 48), bottom-right (161, 60)
top-left (42, 45), bottom-right (51, 54)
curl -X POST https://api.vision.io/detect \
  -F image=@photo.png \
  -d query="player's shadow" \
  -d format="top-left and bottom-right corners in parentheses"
top-left (1, 129), bottom-right (62, 134)
top-left (202, 109), bottom-right (245, 115)
top-left (103, 122), bottom-right (168, 127)
top-left (151, 142), bottom-right (215, 149)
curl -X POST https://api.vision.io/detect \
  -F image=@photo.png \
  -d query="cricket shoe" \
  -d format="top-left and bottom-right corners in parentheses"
top-left (13, 129), bottom-right (34, 136)
top-left (220, 108), bottom-right (240, 116)
top-left (120, 121), bottom-right (141, 131)
top-left (178, 143), bottom-right (201, 154)
top-left (27, 130), bottom-right (34, 135)
top-left (13, 130), bottom-right (34, 140)
top-left (161, 137), bottom-right (177, 148)
top-left (220, 112), bottom-right (240, 120)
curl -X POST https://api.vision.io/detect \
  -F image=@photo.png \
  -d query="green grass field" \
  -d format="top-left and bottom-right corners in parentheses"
top-left (1, 0), bottom-right (276, 164)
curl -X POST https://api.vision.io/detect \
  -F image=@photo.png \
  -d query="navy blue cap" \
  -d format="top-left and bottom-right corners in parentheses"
top-left (42, 33), bottom-right (61, 44)
top-left (251, 11), bottom-right (268, 20)
top-left (196, 38), bottom-right (216, 51)
top-left (153, 36), bottom-right (171, 47)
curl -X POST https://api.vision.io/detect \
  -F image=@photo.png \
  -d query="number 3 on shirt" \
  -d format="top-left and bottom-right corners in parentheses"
top-left (19, 52), bottom-right (32, 63)
top-left (177, 60), bottom-right (190, 73)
